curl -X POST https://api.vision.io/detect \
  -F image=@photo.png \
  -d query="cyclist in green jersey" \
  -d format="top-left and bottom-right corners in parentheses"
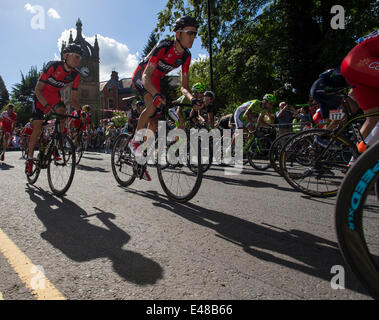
top-left (227, 94), bottom-right (277, 155)
top-left (169, 82), bottom-right (207, 128)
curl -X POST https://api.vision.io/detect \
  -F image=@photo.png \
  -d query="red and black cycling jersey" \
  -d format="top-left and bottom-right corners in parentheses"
top-left (34, 61), bottom-right (81, 111)
top-left (132, 40), bottom-right (191, 93)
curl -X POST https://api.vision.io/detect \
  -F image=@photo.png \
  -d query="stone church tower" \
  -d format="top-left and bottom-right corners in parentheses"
top-left (60, 19), bottom-right (100, 123)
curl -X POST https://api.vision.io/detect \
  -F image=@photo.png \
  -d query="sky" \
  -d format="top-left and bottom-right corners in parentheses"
top-left (0, 0), bottom-right (208, 92)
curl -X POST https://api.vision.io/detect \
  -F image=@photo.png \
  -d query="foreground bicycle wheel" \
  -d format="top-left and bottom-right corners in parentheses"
top-left (47, 135), bottom-right (76, 196)
top-left (111, 133), bottom-right (136, 187)
top-left (157, 136), bottom-right (203, 203)
top-left (280, 129), bottom-right (357, 197)
top-left (335, 140), bottom-right (379, 299)
top-left (26, 155), bottom-right (42, 185)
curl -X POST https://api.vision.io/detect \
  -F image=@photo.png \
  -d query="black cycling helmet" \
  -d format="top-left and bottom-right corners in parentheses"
top-left (63, 43), bottom-right (84, 56)
top-left (173, 16), bottom-right (199, 32)
top-left (136, 100), bottom-right (145, 107)
top-left (204, 91), bottom-right (215, 99)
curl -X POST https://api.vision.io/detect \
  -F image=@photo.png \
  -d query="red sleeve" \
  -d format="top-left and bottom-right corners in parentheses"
top-left (181, 54), bottom-right (191, 76)
top-left (39, 65), bottom-right (55, 84)
top-left (72, 72), bottom-right (81, 90)
top-left (148, 47), bottom-right (165, 67)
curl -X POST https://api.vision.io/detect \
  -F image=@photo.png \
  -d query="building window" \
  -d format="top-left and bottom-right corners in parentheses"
top-left (108, 98), bottom-right (114, 108)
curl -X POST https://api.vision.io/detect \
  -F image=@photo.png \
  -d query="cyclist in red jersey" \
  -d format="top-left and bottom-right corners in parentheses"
top-left (129, 16), bottom-right (200, 181)
top-left (0, 104), bottom-right (18, 161)
top-left (26, 44), bottom-right (83, 175)
top-left (341, 29), bottom-right (379, 146)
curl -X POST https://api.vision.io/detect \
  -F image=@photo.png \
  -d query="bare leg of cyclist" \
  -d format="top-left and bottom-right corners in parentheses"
top-left (360, 107), bottom-right (379, 140)
top-left (27, 120), bottom-right (43, 159)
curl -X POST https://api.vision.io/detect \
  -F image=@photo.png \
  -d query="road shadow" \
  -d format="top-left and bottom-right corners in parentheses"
top-left (202, 173), bottom-right (298, 193)
top-left (125, 188), bottom-right (370, 297)
top-left (76, 163), bottom-right (109, 173)
top-left (81, 155), bottom-right (104, 161)
top-left (0, 163), bottom-right (15, 170)
top-left (25, 185), bottom-right (163, 286)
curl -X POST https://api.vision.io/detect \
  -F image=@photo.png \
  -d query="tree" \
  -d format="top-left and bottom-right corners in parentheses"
top-left (0, 75), bottom-right (9, 109)
top-left (156, 0), bottom-right (379, 115)
top-left (11, 66), bottom-right (41, 125)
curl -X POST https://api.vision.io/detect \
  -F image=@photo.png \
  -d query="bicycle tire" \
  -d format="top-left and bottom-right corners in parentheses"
top-left (269, 132), bottom-right (297, 175)
top-left (280, 128), bottom-right (358, 197)
top-left (247, 137), bottom-right (272, 171)
top-left (47, 135), bottom-right (76, 196)
top-left (111, 133), bottom-right (136, 187)
top-left (335, 140), bottom-right (379, 299)
top-left (157, 136), bottom-right (203, 203)
top-left (188, 138), bottom-right (213, 174)
top-left (75, 137), bottom-right (85, 165)
top-left (26, 154), bottom-right (41, 185)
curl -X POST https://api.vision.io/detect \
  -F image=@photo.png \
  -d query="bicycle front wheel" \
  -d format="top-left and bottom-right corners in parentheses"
top-left (269, 132), bottom-right (296, 175)
top-left (157, 136), bottom-right (203, 203)
top-left (47, 135), bottom-right (76, 196)
top-left (280, 129), bottom-right (358, 197)
top-left (111, 133), bottom-right (136, 187)
top-left (335, 140), bottom-right (379, 299)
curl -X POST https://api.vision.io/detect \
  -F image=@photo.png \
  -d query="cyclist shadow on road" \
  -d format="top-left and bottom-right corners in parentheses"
top-left (25, 185), bottom-right (163, 286)
top-left (202, 173), bottom-right (298, 193)
top-left (76, 163), bottom-right (109, 173)
top-left (127, 188), bottom-right (370, 297)
top-left (0, 163), bottom-right (14, 170)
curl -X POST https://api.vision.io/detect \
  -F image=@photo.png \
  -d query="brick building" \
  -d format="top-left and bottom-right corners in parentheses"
top-left (99, 71), bottom-right (180, 119)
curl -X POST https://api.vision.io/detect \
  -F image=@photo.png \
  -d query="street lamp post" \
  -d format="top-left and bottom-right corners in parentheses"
top-left (207, 0), bottom-right (214, 92)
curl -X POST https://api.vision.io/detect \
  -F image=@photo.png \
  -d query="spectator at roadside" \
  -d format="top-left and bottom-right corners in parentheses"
top-left (275, 101), bottom-right (298, 136)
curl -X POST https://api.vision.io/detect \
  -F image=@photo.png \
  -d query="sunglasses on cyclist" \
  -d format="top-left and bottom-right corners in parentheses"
top-left (177, 30), bottom-right (197, 37)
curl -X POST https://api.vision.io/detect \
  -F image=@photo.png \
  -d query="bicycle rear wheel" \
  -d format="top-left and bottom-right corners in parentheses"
top-left (247, 137), bottom-right (272, 171)
top-left (47, 135), bottom-right (76, 196)
top-left (75, 136), bottom-right (85, 165)
top-left (111, 133), bottom-right (136, 187)
top-left (280, 129), bottom-right (358, 197)
top-left (335, 140), bottom-right (379, 299)
top-left (157, 136), bottom-right (203, 203)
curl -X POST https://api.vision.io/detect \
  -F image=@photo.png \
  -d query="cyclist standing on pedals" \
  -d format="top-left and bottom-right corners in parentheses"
top-left (0, 104), bottom-right (18, 162)
top-left (129, 15), bottom-right (200, 181)
top-left (340, 29), bottom-right (379, 152)
top-left (25, 43), bottom-right (83, 175)
top-left (226, 94), bottom-right (277, 155)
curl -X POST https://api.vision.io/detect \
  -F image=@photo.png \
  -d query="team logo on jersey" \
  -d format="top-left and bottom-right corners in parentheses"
top-left (357, 58), bottom-right (370, 67)
top-left (369, 62), bottom-right (379, 71)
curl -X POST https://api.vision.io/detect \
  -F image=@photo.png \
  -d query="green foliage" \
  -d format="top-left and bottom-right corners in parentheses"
top-left (10, 66), bottom-right (41, 125)
top-left (0, 75), bottom-right (9, 109)
top-left (111, 111), bottom-right (128, 128)
top-left (157, 0), bottom-right (379, 116)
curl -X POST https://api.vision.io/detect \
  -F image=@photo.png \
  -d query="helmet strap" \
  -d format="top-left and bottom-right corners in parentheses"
top-left (175, 37), bottom-right (187, 53)
top-left (63, 59), bottom-right (74, 72)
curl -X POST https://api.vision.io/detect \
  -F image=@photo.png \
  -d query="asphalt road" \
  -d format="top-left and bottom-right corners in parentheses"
top-left (0, 150), bottom-right (373, 300)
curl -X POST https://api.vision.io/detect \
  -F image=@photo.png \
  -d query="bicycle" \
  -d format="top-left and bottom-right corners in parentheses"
top-left (335, 139), bottom-right (379, 299)
top-left (26, 112), bottom-right (78, 196)
top-left (111, 101), bottom-right (203, 203)
top-left (246, 126), bottom-right (276, 170)
top-left (70, 118), bottom-right (90, 165)
top-left (269, 131), bottom-right (297, 175)
top-left (279, 87), bottom-right (379, 197)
